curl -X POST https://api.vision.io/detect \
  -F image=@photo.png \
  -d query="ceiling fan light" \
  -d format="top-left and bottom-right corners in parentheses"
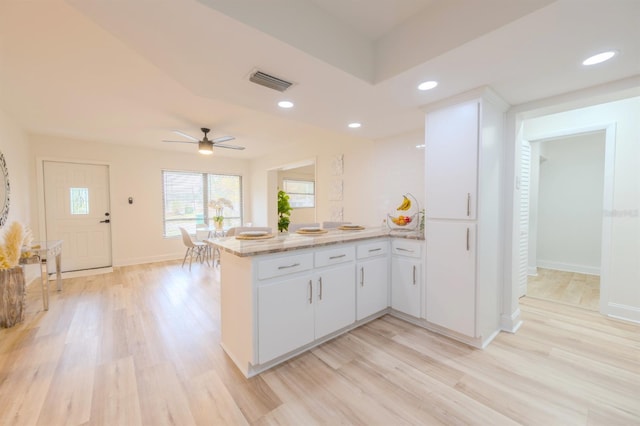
top-left (198, 141), bottom-right (214, 155)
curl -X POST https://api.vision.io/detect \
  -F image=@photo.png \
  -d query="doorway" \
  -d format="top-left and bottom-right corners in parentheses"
top-left (266, 159), bottom-right (316, 231)
top-left (43, 161), bottom-right (113, 272)
top-left (523, 132), bottom-right (606, 310)
top-left (517, 124), bottom-right (615, 314)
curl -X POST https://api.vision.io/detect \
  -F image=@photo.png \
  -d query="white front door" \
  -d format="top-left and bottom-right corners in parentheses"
top-left (43, 161), bottom-right (112, 272)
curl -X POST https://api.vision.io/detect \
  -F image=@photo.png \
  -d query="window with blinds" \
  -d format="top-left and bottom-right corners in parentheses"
top-left (283, 179), bottom-right (315, 208)
top-left (162, 170), bottom-right (242, 237)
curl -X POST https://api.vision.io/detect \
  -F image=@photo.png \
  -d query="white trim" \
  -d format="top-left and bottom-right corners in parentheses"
top-left (500, 308), bottom-right (523, 333)
top-left (527, 266), bottom-right (538, 276)
top-left (535, 260), bottom-right (600, 276)
top-left (607, 303), bottom-right (640, 324)
top-left (59, 267), bottom-right (114, 279)
top-left (114, 253), bottom-right (183, 267)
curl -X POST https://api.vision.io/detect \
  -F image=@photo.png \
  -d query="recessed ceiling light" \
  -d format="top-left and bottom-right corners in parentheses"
top-left (348, 122), bottom-right (361, 128)
top-left (278, 100), bottom-right (294, 108)
top-left (582, 51), bottom-right (617, 66)
top-left (418, 81), bottom-right (438, 91)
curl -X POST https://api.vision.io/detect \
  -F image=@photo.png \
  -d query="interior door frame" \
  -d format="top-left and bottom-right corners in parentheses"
top-left (36, 157), bottom-right (114, 276)
top-left (517, 124), bottom-right (616, 316)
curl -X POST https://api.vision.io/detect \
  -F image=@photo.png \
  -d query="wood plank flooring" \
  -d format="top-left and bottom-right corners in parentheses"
top-left (527, 268), bottom-right (600, 311)
top-left (1, 261), bottom-right (638, 425)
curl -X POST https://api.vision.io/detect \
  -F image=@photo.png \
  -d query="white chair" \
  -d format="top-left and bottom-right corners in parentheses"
top-left (225, 227), bottom-right (272, 237)
top-left (322, 221), bottom-right (351, 229)
top-left (288, 223), bottom-right (320, 232)
top-left (179, 227), bottom-right (208, 270)
top-left (195, 224), bottom-right (211, 262)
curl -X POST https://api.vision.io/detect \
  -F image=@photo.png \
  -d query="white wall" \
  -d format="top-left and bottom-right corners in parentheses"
top-left (534, 133), bottom-right (605, 274)
top-left (0, 108), bottom-right (39, 283)
top-left (251, 129), bottom-right (425, 231)
top-left (29, 135), bottom-right (250, 266)
top-left (522, 96), bottom-right (640, 322)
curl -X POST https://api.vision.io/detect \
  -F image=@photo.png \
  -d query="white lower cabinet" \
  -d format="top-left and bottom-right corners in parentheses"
top-left (258, 274), bottom-right (315, 364)
top-left (257, 246), bottom-right (356, 364)
top-left (314, 263), bottom-right (356, 339)
top-left (391, 240), bottom-right (423, 318)
top-left (426, 221), bottom-right (476, 338)
top-left (356, 239), bottom-right (389, 320)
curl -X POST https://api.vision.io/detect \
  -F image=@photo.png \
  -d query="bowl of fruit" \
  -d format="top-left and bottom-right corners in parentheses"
top-left (387, 194), bottom-right (419, 231)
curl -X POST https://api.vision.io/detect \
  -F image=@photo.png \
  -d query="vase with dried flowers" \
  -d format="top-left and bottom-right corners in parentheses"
top-left (0, 222), bottom-right (33, 327)
top-left (209, 198), bottom-right (233, 230)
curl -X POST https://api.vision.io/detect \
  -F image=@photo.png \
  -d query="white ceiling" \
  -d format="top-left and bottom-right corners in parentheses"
top-left (0, 0), bottom-right (638, 159)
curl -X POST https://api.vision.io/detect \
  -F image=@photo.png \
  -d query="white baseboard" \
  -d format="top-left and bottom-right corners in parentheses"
top-left (536, 260), bottom-right (600, 276)
top-left (606, 302), bottom-right (640, 324)
top-left (500, 308), bottom-right (523, 333)
top-left (527, 266), bottom-right (538, 276)
top-left (114, 253), bottom-right (183, 267)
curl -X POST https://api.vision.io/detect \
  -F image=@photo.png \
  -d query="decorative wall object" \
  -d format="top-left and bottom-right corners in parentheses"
top-left (330, 204), bottom-right (344, 221)
top-left (329, 178), bottom-right (343, 201)
top-left (330, 154), bottom-right (343, 176)
top-left (0, 150), bottom-right (10, 228)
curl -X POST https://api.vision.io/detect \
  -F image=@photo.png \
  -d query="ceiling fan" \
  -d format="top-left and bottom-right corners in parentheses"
top-left (162, 127), bottom-right (245, 154)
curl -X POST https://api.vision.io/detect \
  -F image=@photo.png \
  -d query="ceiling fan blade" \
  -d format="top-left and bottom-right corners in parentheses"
top-left (172, 130), bottom-right (199, 141)
top-left (214, 143), bottom-right (245, 150)
top-left (212, 135), bottom-right (235, 143)
top-left (162, 140), bottom-right (198, 144)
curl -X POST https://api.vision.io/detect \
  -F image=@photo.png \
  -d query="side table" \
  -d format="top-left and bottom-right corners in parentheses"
top-left (20, 240), bottom-right (63, 311)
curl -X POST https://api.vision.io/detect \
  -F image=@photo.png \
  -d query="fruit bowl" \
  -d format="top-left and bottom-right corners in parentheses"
top-left (388, 213), bottom-right (418, 228)
top-left (387, 193), bottom-right (419, 231)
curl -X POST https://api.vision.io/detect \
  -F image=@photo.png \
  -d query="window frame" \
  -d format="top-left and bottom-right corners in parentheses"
top-left (161, 169), bottom-right (243, 238)
top-left (283, 178), bottom-right (316, 209)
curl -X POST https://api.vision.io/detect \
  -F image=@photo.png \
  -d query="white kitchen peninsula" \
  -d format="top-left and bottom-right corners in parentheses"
top-left (210, 228), bottom-right (422, 377)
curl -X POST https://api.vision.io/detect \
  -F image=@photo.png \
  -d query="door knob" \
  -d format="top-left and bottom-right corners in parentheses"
top-left (100, 219), bottom-right (110, 223)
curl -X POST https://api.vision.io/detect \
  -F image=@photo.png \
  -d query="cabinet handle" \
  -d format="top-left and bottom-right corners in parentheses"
top-left (368, 248), bottom-right (381, 252)
top-left (329, 254), bottom-right (346, 259)
top-left (396, 247), bottom-right (414, 253)
top-left (308, 280), bottom-right (313, 304)
top-left (466, 228), bottom-right (470, 251)
top-left (413, 265), bottom-right (416, 285)
top-left (360, 266), bottom-right (364, 287)
top-left (467, 193), bottom-right (471, 217)
top-left (318, 277), bottom-right (323, 300)
top-left (278, 263), bottom-right (300, 270)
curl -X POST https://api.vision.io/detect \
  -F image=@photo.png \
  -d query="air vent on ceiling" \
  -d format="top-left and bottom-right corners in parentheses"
top-left (249, 70), bottom-right (293, 92)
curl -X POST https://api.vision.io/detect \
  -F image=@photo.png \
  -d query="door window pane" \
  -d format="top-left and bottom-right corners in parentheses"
top-left (70, 188), bottom-right (89, 215)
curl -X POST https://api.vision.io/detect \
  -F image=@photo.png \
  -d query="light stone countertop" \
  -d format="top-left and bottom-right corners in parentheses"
top-left (207, 228), bottom-right (423, 257)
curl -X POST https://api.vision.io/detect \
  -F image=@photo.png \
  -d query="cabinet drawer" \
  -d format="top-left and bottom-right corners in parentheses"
top-left (257, 253), bottom-right (313, 280)
top-left (357, 240), bottom-right (388, 259)
top-left (315, 246), bottom-right (355, 268)
top-left (391, 239), bottom-right (423, 258)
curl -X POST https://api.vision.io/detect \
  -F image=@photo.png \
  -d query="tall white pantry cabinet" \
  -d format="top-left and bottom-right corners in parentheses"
top-left (424, 91), bottom-right (507, 348)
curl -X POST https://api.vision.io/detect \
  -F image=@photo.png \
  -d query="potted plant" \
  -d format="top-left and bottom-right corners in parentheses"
top-left (277, 190), bottom-right (292, 232)
top-left (209, 198), bottom-right (234, 230)
top-left (0, 222), bottom-right (31, 328)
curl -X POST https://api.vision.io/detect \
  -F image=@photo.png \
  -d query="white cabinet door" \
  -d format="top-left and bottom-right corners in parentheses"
top-left (425, 100), bottom-right (479, 220)
top-left (391, 257), bottom-right (422, 318)
top-left (314, 264), bottom-right (356, 339)
top-left (258, 275), bottom-right (315, 364)
top-left (426, 221), bottom-right (476, 337)
top-left (357, 257), bottom-right (388, 320)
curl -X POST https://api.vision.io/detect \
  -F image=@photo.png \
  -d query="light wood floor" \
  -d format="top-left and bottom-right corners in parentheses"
top-left (527, 268), bottom-right (600, 311)
top-left (1, 262), bottom-right (638, 425)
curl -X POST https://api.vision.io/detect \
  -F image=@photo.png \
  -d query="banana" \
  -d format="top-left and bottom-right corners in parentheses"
top-left (396, 195), bottom-right (411, 211)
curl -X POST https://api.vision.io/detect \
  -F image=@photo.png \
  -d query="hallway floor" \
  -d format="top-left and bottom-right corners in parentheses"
top-left (527, 268), bottom-right (600, 311)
